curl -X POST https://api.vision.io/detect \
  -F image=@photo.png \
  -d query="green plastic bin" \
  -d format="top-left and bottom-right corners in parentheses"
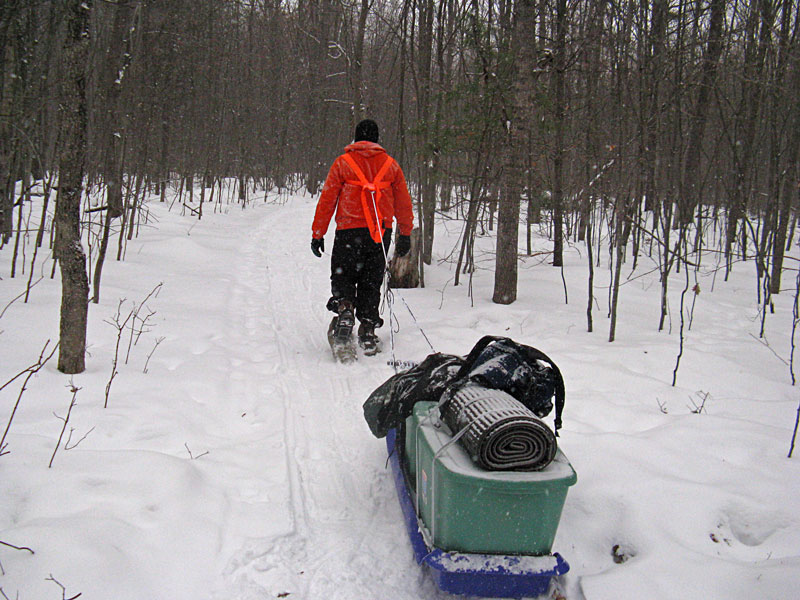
top-left (405, 401), bottom-right (577, 556)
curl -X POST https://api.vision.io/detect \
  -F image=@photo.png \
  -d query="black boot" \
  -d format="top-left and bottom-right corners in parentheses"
top-left (358, 321), bottom-right (382, 355)
top-left (335, 300), bottom-right (355, 339)
top-left (328, 300), bottom-right (356, 363)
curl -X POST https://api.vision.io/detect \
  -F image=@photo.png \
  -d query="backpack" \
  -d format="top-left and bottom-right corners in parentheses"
top-left (362, 336), bottom-right (565, 438)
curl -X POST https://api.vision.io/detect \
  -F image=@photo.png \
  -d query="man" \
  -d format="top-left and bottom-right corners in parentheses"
top-left (311, 119), bottom-right (413, 357)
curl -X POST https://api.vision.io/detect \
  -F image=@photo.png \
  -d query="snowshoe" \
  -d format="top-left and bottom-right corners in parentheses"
top-left (328, 306), bottom-right (357, 364)
top-left (358, 323), bottom-right (382, 356)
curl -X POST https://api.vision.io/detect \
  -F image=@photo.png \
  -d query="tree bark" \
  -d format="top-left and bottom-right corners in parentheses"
top-left (551, 0), bottom-right (567, 268)
top-left (55, 0), bottom-right (92, 374)
top-left (771, 101), bottom-right (800, 294)
top-left (679, 0), bottom-right (724, 225)
top-left (94, 0), bottom-right (135, 302)
top-left (101, 0), bottom-right (137, 219)
top-left (493, 0), bottom-right (536, 304)
top-left (418, 0), bottom-right (435, 265)
top-left (351, 0), bottom-right (370, 125)
top-left (0, 13), bottom-right (16, 246)
top-left (769, 0), bottom-right (799, 294)
top-left (92, 210), bottom-right (112, 303)
top-left (726, 0), bottom-right (773, 275)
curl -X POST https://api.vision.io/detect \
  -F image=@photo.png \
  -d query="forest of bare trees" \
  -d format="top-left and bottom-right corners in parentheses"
top-left (1, 0), bottom-right (798, 373)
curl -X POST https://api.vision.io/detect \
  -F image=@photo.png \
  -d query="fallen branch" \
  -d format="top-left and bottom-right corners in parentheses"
top-left (688, 390), bottom-right (711, 414)
top-left (631, 217), bottom-right (700, 269)
top-left (0, 540), bottom-right (35, 554)
top-left (184, 443), bottom-right (209, 460)
top-left (0, 539), bottom-right (35, 578)
top-left (749, 333), bottom-right (789, 366)
top-left (45, 574), bottom-right (81, 600)
top-left (0, 587), bottom-right (17, 599)
top-left (182, 202), bottom-right (200, 216)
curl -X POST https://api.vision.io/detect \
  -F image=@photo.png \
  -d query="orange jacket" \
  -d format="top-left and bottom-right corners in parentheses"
top-left (312, 141), bottom-right (414, 239)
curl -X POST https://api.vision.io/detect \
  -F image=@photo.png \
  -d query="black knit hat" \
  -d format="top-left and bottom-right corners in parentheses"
top-left (354, 119), bottom-right (379, 143)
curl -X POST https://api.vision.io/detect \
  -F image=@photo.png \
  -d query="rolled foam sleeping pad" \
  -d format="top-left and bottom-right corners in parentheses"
top-left (439, 385), bottom-right (557, 471)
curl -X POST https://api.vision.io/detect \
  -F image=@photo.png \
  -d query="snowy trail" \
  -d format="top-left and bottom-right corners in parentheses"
top-left (4, 188), bottom-right (798, 600)
top-left (213, 199), bottom-right (449, 599)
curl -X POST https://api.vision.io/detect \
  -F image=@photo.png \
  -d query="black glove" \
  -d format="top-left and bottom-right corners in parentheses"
top-left (311, 237), bottom-right (325, 257)
top-left (396, 235), bottom-right (411, 258)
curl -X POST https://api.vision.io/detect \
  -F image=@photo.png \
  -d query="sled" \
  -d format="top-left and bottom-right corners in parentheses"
top-left (386, 406), bottom-right (574, 599)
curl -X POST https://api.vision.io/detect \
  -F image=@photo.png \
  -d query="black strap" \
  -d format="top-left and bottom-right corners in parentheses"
top-left (455, 335), bottom-right (502, 379)
top-left (456, 336), bottom-right (565, 435)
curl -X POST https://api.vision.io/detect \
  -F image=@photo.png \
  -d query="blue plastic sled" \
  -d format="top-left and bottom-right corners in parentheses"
top-left (386, 428), bottom-right (569, 598)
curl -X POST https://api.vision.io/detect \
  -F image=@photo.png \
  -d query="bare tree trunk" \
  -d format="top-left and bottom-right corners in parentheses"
top-left (55, 0), bottom-right (92, 374)
top-left (680, 0), bottom-right (724, 225)
top-left (769, 1), bottom-right (799, 294)
top-left (418, 0), bottom-right (436, 265)
top-left (494, 0), bottom-right (536, 304)
top-left (126, 173), bottom-right (143, 242)
top-left (455, 125), bottom-right (491, 287)
top-left (609, 198), bottom-right (632, 342)
top-left (101, 0), bottom-right (137, 219)
top-left (658, 204), bottom-right (674, 332)
top-left (92, 210), bottom-right (112, 303)
top-left (0, 33), bottom-right (13, 246)
top-left (550, 0), bottom-right (567, 268)
top-left (395, 0), bottom-right (410, 166)
top-left (726, 0), bottom-right (773, 276)
top-left (159, 118), bottom-right (168, 202)
top-left (10, 155), bottom-right (30, 277)
top-left (388, 3), bottom-right (419, 290)
top-left (351, 0), bottom-right (370, 125)
top-left (771, 118), bottom-right (800, 293)
top-left (586, 198), bottom-right (595, 332)
top-left (526, 129), bottom-right (538, 253)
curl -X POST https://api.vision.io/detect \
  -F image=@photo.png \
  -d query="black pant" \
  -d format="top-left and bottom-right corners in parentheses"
top-left (327, 228), bottom-right (391, 327)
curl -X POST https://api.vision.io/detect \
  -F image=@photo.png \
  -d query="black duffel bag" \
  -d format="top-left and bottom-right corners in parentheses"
top-left (363, 335), bottom-right (565, 439)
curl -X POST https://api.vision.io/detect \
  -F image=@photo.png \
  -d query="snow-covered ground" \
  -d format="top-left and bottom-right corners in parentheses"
top-left (1, 185), bottom-right (798, 600)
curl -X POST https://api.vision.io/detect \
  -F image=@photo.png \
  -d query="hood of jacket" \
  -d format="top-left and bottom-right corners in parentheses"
top-left (344, 140), bottom-right (386, 158)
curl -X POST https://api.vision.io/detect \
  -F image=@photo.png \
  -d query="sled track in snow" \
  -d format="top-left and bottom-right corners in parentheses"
top-left (216, 201), bottom-right (447, 600)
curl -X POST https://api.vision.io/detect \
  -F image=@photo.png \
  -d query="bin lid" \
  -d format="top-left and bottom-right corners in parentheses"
top-left (413, 402), bottom-right (577, 486)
